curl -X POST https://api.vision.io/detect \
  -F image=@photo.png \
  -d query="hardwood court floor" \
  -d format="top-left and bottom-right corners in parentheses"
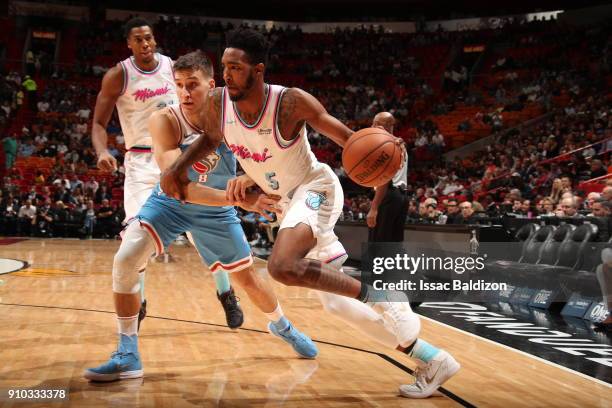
top-left (0, 239), bottom-right (610, 407)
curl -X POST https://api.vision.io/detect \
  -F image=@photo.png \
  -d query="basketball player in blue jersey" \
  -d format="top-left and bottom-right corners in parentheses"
top-left (90, 17), bottom-right (242, 330)
top-left (84, 50), bottom-right (317, 382)
top-left (161, 28), bottom-right (460, 398)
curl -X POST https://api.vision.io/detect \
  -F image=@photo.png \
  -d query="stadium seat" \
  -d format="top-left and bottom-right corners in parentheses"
top-left (537, 224), bottom-right (575, 266)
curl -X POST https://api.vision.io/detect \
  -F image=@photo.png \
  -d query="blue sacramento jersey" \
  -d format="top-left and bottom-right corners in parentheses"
top-left (136, 105), bottom-right (252, 273)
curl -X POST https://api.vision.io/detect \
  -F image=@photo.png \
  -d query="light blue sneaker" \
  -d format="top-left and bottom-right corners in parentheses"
top-left (84, 335), bottom-right (143, 381)
top-left (268, 320), bottom-right (318, 359)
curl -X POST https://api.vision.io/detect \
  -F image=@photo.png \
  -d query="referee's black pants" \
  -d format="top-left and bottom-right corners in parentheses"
top-left (368, 186), bottom-right (407, 242)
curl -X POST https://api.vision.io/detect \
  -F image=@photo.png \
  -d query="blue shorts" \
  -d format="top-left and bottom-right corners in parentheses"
top-left (136, 188), bottom-right (252, 273)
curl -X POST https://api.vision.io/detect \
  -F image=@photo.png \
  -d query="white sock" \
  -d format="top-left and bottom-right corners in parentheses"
top-left (316, 291), bottom-right (398, 348)
top-left (264, 303), bottom-right (284, 323)
top-left (117, 314), bottom-right (139, 336)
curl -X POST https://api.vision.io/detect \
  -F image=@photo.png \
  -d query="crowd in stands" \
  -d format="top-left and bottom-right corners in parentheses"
top-left (0, 16), bottom-right (610, 241)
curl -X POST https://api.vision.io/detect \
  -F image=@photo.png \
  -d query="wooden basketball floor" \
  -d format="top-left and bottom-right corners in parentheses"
top-left (0, 239), bottom-right (610, 407)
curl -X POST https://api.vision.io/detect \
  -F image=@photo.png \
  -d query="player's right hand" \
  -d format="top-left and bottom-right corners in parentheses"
top-left (226, 174), bottom-right (256, 203)
top-left (160, 165), bottom-right (190, 202)
top-left (97, 150), bottom-right (118, 172)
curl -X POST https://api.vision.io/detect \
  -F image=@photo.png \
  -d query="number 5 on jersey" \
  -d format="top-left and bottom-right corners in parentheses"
top-left (265, 172), bottom-right (279, 190)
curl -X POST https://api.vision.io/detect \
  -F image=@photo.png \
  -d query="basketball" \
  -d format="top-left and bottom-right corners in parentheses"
top-left (342, 127), bottom-right (402, 187)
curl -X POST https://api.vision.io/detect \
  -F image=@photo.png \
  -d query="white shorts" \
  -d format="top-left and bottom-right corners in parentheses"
top-left (277, 164), bottom-right (348, 265)
top-left (123, 151), bottom-right (160, 222)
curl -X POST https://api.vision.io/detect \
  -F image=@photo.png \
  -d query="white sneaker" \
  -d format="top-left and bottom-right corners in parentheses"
top-left (369, 292), bottom-right (417, 347)
top-left (399, 350), bottom-right (460, 398)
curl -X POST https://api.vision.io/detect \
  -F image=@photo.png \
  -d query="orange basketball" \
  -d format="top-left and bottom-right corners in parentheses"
top-left (342, 127), bottom-right (402, 187)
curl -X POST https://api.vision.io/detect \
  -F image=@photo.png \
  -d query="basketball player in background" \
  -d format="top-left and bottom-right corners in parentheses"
top-left (161, 28), bottom-right (459, 398)
top-left (367, 112), bottom-right (408, 242)
top-left (91, 17), bottom-right (242, 330)
top-left (84, 51), bottom-right (316, 381)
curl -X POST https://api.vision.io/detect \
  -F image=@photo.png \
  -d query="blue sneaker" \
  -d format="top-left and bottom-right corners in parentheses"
top-left (268, 321), bottom-right (318, 359)
top-left (84, 335), bottom-right (143, 382)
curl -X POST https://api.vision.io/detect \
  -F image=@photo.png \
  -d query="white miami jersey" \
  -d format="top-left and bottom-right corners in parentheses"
top-left (222, 84), bottom-right (319, 198)
top-left (116, 53), bottom-right (178, 149)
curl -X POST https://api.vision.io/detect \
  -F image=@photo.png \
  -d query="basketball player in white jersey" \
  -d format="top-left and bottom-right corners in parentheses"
top-left (161, 28), bottom-right (459, 398)
top-left (91, 18), bottom-right (242, 330)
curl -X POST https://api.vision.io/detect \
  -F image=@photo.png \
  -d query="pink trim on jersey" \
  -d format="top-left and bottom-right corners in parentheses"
top-left (221, 87), bottom-right (230, 146)
top-left (272, 88), bottom-right (302, 150)
top-left (119, 61), bottom-right (128, 95)
top-left (128, 53), bottom-right (164, 76)
top-left (209, 256), bottom-right (253, 273)
top-left (324, 253), bottom-right (347, 264)
top-left (127, 147), bottom-right (152, 153)
top-left (231, 84), bottom-right (271, 130)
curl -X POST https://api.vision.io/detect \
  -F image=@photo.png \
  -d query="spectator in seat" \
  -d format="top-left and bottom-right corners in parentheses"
top-left (3, 196), bottom-right (19, 235)
top-left (603, 187), bottom-right (612, 202)
top-left (584, 192), bottom-right (601, 211)
top-left (520, 200), bottom-right (533, 217)
top-left (94, 184), bottom-right (111, 204)
top-left (561, 176), bottom-right (573, 193)
top-left (34, 171), bottom-right (45, 185)
top-left (96, 199), bottom-right (114, 238)
top-left (36, 199), bottom-right (54, 237)
top-left (17, 138), bottom-right (35, 158)
top-left (549, 178), bottom-right (563, 203)
top-left (84, 177), bottom-right (99, 195)
top-left (588, 198), bottom-right (611, 218)
top-left (539, 198), bottom-right (555, 216)
top-left (83, 199), bottom-right (96, 239)
top-left (18, 199), bottom-right (37, 236)
top-left (559, 197), bottom-right (583, 218)
top-left (443, 198), bottom-right (461, 224)
top-left (455, 201), bottom-right (478, 224)
top-left (589, 159), bottom-right (607, 179)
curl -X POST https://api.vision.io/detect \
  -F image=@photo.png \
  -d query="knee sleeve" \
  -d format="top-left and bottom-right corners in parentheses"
top-left (316, 291), bottom-right (400, 349)
top-left (113, 221), bottom-right (156, 294)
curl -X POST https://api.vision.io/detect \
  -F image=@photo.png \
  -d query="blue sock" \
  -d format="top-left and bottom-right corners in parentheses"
top-left (139, 270), bottom-right (146, 302)
top-left (213, 271), bottom-right (231, 295)
top-left (272, 316), bottom-right (290, 332)
top-left (409, 339), bottom-right (440, 364)
top-left (119, 334), bottom-right (139, 353)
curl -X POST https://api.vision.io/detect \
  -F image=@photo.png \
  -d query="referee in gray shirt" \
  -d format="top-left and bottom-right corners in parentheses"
top-left (367, 112), bottom-right (408, 242)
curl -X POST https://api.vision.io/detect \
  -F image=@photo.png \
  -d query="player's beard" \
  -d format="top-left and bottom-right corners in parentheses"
top-left (228, 70), bottom-right (255, 102)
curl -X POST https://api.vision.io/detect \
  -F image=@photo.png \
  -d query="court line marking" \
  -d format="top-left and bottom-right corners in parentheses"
top-left (420, 314), bottom-right (612, 389)
top-left (0, 302), bottom-right (475, 407)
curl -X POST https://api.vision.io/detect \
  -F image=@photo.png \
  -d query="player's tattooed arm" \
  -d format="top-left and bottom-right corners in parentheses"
top-left (281, 87), bottom-right (353, 147)
top-left (160, 88), bottom-right (224, 200)
top-left (186, 182), bottom-right (278, 221)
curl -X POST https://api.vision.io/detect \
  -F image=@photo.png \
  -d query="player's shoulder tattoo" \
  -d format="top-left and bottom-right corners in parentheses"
top-left (278, 87), bottom-right (300, 129)
top-left (200, 87), bottom-right (223, 138)
top-left (210, 87), bottom-right (223, 116)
